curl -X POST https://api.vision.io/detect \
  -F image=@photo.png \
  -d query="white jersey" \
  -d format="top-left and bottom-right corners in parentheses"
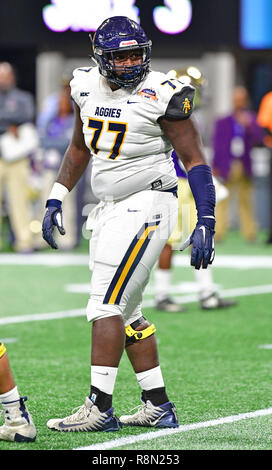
top-left (70, 66), bottom-right (195, 201)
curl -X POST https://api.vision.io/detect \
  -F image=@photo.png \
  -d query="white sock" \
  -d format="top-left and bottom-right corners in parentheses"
top-left (0, 386), bottom-right (20, 405)
top-left (91, 365), bottom-right (118, 395)
top-left (194, 266), bottom-right (215, 300)
top-left (136, 366), bottom-right (165, 391)
top-left (154, 269), bottom-right (171, 302)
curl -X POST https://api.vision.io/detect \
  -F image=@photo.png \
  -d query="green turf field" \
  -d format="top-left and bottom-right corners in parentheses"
top-left (0, 230), bottom-right (272, 451)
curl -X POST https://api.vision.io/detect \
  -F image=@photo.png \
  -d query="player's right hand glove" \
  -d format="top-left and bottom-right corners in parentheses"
top-left (42, 199), bottom-right (65, 250)
top-left (180, 216), bottom-right (215, 270)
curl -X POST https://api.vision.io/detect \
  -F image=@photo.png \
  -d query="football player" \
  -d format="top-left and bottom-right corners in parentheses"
top-left (0, 343), bottom-right (36, 442)
top-left (42, 16), bottom-right (216, 432)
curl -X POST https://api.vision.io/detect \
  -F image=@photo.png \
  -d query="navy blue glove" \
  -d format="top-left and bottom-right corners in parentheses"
top-left (180, 216), bottom-right (215, 269)
top-left (42, 199), bottom-right (65, 250)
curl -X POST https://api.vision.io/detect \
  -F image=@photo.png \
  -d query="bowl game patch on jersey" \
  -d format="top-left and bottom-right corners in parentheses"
top-left (138, 88), bottom-right (158, 100)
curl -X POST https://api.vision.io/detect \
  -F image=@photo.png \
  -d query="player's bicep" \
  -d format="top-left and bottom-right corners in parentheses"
top-left (159, 117), bottom-right (206, 171)
top-left (56, 103), bottom-right (91, 190)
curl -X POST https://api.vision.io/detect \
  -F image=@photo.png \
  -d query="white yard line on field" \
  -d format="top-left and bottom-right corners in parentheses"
top-left (74, 407), bottom-right (272, 450)
top-left (163, 283), bottom-right (272, 305)
top-left (1, 253), bottom-right (272, 268)
top-left (173, 254), bottom-right (272, 269)
top-left (65, 283), bottom-right (272, 304)
top-left (0, 308), bottom-right (85, 325)
top-left (0, 337), bottom-right (17, 343)
top-left (1, 284), bottom-right (272, 325)
top-left (0, 253), bottom-right (89, 266)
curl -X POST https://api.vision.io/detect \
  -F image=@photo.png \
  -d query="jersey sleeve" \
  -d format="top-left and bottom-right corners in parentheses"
top-left (70, 68), bottom-right (81, 106)
top-left (153, 73), bottom-right (195, 121)
top-left (70, 67), bottom-right (93, 107)
top-left (164, 85), bottom-right (195, 120)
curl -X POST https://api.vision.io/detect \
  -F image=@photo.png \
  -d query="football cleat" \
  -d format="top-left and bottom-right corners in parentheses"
top-left (0, 396), bottom-right (36, 442)
top-left (201, 292), bottom-right (237, 310)
top-left (156, 297), bottom-right (187, 313)
top-left (47, 396), bottom-right (122, 432)
top-left (120, 399), bottom-right (179, 428)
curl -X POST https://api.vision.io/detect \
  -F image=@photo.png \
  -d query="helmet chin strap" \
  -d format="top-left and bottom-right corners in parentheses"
top-left (108, 63), bottom-right (144, 88)
top-left (115, 65), bottom-right (141, 78)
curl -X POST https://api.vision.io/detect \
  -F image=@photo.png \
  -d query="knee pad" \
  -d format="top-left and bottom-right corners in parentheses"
top-left (0, 343), bottom-right (6, 359)
top-left (125, 317), bottom-right (156, 347)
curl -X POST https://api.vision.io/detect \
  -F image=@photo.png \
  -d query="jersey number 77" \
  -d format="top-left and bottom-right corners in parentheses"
top-left (88, 118), bottom-right (127, 160)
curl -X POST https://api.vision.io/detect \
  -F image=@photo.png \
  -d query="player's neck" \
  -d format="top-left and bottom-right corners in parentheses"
top-left (108, 81), bottom-right (121, 92)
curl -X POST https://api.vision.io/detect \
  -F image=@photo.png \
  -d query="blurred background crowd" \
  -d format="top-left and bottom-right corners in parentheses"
top-left (1, 0), bottom-right (272, 253)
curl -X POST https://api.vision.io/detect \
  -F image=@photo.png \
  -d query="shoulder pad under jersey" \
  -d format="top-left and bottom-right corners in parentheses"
top-left (70, 67), bottom-right (95, 106)
top-left (164, 83), bottom-right (195, 120)
top-left (146, 72), bottom-right (195, 121)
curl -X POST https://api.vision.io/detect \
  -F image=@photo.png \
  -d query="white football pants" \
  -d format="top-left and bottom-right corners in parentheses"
top-left (86, 190), bottom-right (178, 326)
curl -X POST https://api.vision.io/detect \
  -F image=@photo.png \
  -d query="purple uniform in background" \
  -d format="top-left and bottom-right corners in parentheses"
top-left (212, 113), bottom-right (263, 181)
top-left (172, 150), bottom-right (187, 179)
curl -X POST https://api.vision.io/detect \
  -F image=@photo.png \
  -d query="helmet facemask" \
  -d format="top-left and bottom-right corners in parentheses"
top-left (94, 43), bottom-right (151, 89)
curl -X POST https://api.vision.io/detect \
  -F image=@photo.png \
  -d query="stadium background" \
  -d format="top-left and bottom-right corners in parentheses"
top-left (0, 0), bottom-right (272, 452)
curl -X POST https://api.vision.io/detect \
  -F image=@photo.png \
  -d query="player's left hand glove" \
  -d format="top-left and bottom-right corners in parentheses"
top-left (180, 216), bottom-right (215, 269)
top-left (42, 199), bottom-right (65, 250)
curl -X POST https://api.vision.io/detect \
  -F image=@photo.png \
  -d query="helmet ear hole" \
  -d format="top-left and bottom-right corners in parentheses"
top-left (91, 16), bottom-right (152, 89)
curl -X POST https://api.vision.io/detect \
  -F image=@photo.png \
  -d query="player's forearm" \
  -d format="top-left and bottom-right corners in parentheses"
top-left (175, 123), bottom-right (207, 171)
top-left (161, 118), bottom-right (215, 221)
top-left (180, 129), bottom-right (215, 220)
top-left (160, 116), bottom-right (207, 171)
top-left (175, 137), bottom-right (206, 172)
top-left (56, 144), bottom-right (91, 191)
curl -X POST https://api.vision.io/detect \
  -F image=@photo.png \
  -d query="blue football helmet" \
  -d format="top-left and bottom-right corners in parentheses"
top-left (91, 16), bottom-right (152, 89)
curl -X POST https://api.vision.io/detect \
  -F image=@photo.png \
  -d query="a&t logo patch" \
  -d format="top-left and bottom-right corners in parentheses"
top-left (182, 97), bottom-right (191, 114)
